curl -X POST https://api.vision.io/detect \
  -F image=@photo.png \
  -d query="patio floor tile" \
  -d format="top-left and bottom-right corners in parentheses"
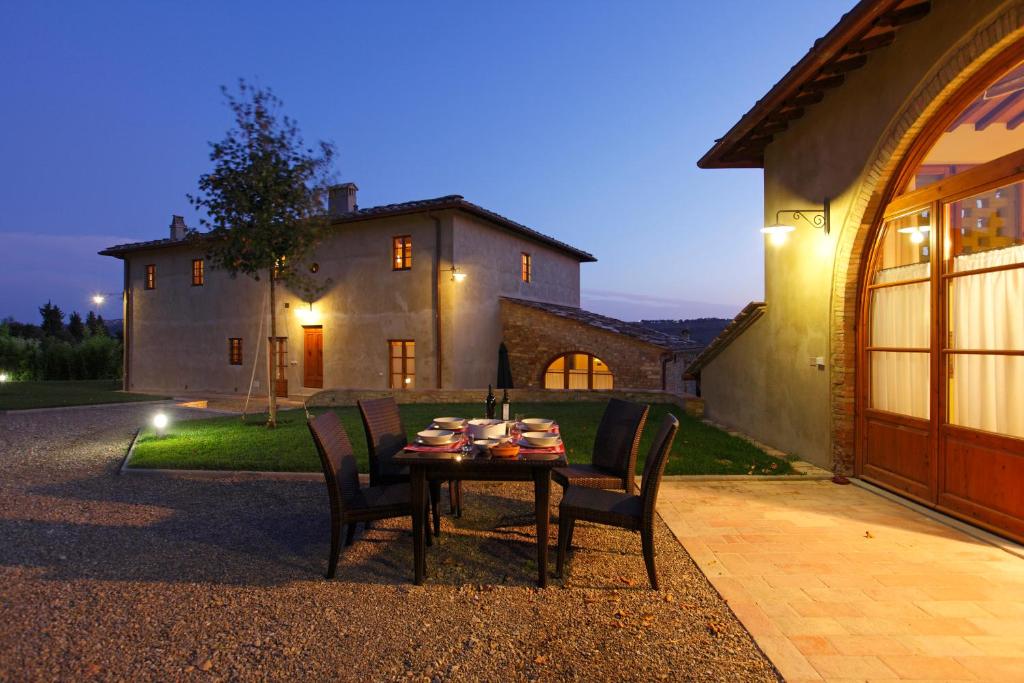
top-left (658, 480), bottom-right (1024, 682)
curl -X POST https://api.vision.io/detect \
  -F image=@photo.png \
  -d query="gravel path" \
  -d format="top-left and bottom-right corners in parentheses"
top-left (0, 404), bottom-right (779, 681)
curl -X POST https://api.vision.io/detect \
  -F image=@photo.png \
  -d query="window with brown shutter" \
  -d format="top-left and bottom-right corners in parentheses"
top-left (228, 338), bottom-right (243, 365)
top-left (192, 259), bottom-right (204, 286)
top-left (521, 252), bottom-right (532, 283)
top-left (145, 264), bottom-right (155, 290)
top-left (392, 236), bottom-right (412, 270)
top-left (388, 340), bottom-right (415, 389)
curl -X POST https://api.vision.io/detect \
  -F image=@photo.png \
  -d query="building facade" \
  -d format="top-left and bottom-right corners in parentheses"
top-left (102, 186), bottom-right (692, 399)
top-left (693, 0), bottom-right (1024, 542)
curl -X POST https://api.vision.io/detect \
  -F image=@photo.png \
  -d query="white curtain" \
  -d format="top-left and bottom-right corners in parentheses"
top-left (870, 262), bottom-right (931, 418)
top-left (949, 244), bottom-right (1024, 439)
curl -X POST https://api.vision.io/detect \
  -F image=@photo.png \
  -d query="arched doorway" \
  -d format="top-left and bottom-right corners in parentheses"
top-left (858, 49), bottom-right (1024, 541)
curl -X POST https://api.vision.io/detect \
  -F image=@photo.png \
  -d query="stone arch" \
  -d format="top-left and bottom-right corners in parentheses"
top-left (828, 3), bottom-right (1024, 474)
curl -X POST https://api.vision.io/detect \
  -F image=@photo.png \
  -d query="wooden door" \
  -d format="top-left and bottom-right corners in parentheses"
top-left (273, 337), bottom-right (288, 398)
top-left (303, 327), bottom-right (323, 388)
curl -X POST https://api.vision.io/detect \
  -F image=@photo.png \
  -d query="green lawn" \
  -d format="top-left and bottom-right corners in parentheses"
top-left (0, 380), bottom-right (168, 411)
top-left (128, 402), bottom-right (795, 476)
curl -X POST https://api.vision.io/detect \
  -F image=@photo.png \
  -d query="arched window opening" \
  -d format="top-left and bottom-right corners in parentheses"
top-left (543, 353), bottom-right (613, 390)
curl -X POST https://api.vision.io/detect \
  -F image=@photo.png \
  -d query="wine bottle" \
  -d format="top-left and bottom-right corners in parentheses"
top-left (485, 384), bottom-right (496, 419)
top-left (501, 388), bottom-right (510, 421)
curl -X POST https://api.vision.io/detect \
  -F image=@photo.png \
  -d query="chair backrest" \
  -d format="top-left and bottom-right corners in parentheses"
top-left (592, 399), bottom-right (650, 484)
top-left (358, 397), bottom-right (408, 485)
top-left (639, 413), bottom-right (679, 528)
top-left (308, 411), bottom-right (361, 516)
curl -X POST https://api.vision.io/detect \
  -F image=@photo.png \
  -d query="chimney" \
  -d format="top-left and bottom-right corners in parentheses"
top-left (328, 183), bottom-right (358, 216)
top-left (169, 215), bottom-right (187, 240)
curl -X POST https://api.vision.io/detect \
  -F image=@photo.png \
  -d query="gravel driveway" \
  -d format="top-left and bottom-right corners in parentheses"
top-left (0, 404), bottom-right (779, 681)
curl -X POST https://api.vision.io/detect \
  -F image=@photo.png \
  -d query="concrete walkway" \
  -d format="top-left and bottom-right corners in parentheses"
top-left (658, 480), bottom-right (1024, 682)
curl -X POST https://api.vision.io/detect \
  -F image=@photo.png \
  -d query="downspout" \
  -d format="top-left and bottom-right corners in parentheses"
top-left (429, 212), bottom-right (443, 389)
top-left (660, 352), bottom-right (670, 392)
top-left (122, 258), bottom-right (131, 391)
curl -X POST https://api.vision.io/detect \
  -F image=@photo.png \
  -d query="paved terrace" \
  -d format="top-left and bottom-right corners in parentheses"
top-left (658, 480), bottom-right (1024, 682)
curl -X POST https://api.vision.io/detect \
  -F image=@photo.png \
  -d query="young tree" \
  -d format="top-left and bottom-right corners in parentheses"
top-left (189, 81), bottom-right (335, 427)
top-left (85, 311), bottom-right (108, 337)
top-left (67, 311), bottom-right (86, 342)
top-left (39, 301), bottom-right (65, 339)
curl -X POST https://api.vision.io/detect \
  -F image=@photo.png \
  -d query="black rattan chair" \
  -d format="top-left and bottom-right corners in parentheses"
top-left (308, 411), bottom-right (429, 579)
top-left (556, 413), bottom-right (679, 590)
top-left (551, 398), bottom-right (649, 495)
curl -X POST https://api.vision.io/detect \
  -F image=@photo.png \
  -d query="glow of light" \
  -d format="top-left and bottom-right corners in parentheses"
top-left (897, 225), bottom-right (931, 234)
top-left (404, 377), bottom-right (411, 384)
top-left (0, 372), bottom-right (8, 383)
top-left (92, 294), bottom-right (106, 306)
top-left (152, 412), bottom-right (169, 436)
top-left (909, 229), bottom-right (925, 244)
top-left (769, 231), bottom-right (789, 246)
top-left (294, 303), bottom-right (321, 325)
top-left (452, 271), bottom-right (467, 283)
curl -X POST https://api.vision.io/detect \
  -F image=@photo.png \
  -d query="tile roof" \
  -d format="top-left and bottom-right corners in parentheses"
top-left (698, 0), bottom-right (932, 169)
top-left (99, 195), bottom-right (596, 262)
top-left (686, 301), bottom-right (767, 373)
top-left (501, 297), bottom-right (702, 353)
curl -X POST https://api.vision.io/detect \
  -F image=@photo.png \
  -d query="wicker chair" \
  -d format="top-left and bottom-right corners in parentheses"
top-left (556, 413), bottom-right (679, 590)
top-left (308, 411), bottom-right (428, 579)
top-left (552, 398), bottom-right (649, 495)
top-left (357, 397), bottom-right (462, 533)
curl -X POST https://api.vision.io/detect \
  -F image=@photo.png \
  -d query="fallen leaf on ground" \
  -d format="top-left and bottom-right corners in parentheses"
top-left (533, 655), bottom-right (548, 665)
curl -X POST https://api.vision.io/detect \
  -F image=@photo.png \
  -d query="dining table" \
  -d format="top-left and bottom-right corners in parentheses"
top-left (392, 421), bottom-right (568, 588)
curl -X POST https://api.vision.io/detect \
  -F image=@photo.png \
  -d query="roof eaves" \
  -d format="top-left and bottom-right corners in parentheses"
top-left (685, 302), bottom-right (767, 373)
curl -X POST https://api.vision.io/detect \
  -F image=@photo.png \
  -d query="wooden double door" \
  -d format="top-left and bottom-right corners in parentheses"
top-left (303, 326), bottom-right (323, 389)
top-left (859, 150), bottom-right (1024, 542)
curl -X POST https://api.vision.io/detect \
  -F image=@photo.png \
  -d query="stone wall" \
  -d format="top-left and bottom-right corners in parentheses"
top-left (499, 299), bottom-right (679, 391)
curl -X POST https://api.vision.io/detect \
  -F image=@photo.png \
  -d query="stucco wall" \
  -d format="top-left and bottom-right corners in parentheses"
top-left (122, 210), bottom-right (583, 395)
top-left (697, 0), bottom-right (1020, 468)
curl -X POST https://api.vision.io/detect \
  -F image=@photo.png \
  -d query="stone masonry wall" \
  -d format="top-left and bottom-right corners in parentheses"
top-left (499, 299), bottom-right (672, 391)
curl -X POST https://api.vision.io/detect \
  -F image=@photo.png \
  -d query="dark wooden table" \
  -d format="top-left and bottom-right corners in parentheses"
top-left (392, 448), bottom-right (568, 587)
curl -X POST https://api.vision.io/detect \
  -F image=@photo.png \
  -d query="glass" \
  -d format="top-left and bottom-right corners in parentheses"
top-left (869, 287), bottom-right (930, 348)
top-left (869, 351), bottom-right (930, 419)
top-left (947, 354), bottom-right (1024, 439)
top-left (873, 210), bottom-right (932, 279)
top-left (567, 354), bottom-right (589, 390)
top-left (946, 181), bottom-right (1024, 260)
top-left (900, 59), bottom-right (1024, 195)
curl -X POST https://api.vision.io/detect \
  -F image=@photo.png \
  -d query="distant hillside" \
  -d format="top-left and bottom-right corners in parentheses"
top-left (636, 318), bottom-right (731, 347)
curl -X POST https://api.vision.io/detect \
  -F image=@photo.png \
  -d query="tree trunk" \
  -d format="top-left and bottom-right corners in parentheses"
top-left (267, 274), bottom-right (278, 428)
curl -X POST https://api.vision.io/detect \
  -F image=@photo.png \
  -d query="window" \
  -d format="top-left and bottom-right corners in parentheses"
top-left (543, 353), bottom-right (613, 390)
top-left (272, 255), bottom-right (286, 281)
top-left (389, 340), bottom-right (415, 389)
top-left (521, 252), bottom-right (532, 282)
top-left (228, 338), bottom-right (243, 365)
top-left (393, 236), bottom-right (412, 270)
top-left (145, 264), bottom-right (155, 290)
top-left (192, 258), bottom-right (204, 286)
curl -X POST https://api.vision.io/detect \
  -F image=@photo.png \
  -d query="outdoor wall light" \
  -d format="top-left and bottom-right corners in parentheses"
top-left (448, 266), bottom-right (467, 283)
top-left (152, 412), bottom-right (169, 437)
top-left (294, 301), bottom-right (321, 325)
top-left (762, 197), bottom-right (831, 244)
top-left (92, 294), bottom-right (105, 306)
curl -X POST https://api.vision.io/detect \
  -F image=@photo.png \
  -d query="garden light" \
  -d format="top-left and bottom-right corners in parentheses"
top-left (152, 412), bottom-right (169, 437)
top-left (0, 372), bottom-right (8, 383)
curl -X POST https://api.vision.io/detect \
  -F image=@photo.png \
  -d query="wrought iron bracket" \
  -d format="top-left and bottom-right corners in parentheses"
top-left (774, 197), bottom-right (830, 235)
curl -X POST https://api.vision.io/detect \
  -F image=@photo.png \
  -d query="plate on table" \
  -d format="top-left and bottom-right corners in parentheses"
top-left (522, 431), bottom-right (561, 448)
top-left (417, 429), bottom-right (456, 445)
top-left (521, 418), bottom-right (555, 432)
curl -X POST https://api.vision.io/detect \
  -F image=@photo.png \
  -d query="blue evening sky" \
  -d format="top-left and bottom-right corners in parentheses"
top-left (0, 0), bottom-right (851, 324)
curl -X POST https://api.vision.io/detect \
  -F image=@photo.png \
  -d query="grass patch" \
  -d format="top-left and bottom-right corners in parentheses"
top-left (0, 380), bottom-right (168, 411)
top-left (129, 402), bottom-right (794, 476)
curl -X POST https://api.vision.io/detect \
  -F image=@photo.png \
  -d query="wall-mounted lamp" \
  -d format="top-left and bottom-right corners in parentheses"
top-left (762, 198), bottom-right (831, 245)
top-left (294, 301), bottom-right (321, 325)
top-left (447, 266), bottom-right (467, 283)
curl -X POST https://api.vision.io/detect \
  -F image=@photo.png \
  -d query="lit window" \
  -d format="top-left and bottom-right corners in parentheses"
top-left (543, 352), bottom-right (613, 390)
top-left (389, 340), bottom-right (415, 389)
top-left (272, 255), bottom-right (286, 281)
top-left (521, 252), bottom-right (532, 283)
top-left (192, 259), bottom-right (204, 286)
top-left (145, 264), bottom-right (155, 290)
top-left (393, 236), bottom-right (412, 270)
top-left (228, 338), bottom-right (243, 365)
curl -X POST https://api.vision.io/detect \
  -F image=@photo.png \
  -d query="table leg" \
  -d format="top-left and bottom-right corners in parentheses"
top-left (533, 467), bottom-right (551, 588)
top-left (410, 465), bottom-right (426, 585)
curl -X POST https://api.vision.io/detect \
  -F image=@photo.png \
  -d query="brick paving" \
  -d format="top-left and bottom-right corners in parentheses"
top-left (657, 480), bottom-right (1024, 682)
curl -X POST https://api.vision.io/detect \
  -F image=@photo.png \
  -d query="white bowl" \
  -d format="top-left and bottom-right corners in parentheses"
top-left (433, 417), bottom-right (466, 430)
top-left (468, 419), bottom-right (506, 440)
top-left (473, 439), bottom-right (499, 451)
top-left (523, 431), bottom-right (561, 447)
top-left (417, 429), bottom-right (455, 445)
top-left (521, 418), bottom-right (555, 432)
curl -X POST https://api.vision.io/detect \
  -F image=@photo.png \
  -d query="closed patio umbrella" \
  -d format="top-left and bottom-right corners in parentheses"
top-left (497, 342), bottom-right (514, 389)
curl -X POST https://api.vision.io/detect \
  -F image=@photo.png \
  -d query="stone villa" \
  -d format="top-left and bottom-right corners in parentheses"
top-left (101, 185), bottom-right (698, 398)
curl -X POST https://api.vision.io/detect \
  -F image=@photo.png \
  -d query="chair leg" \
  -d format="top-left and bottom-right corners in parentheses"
top-left (556, 514), bottom-right (572, 579)
top-left (641, 527), bottom-right (658, 590)
top-left (424, 501), bottom-right (433, 548)
top-left (567, 519), bottom-right (576, 551)
top-left (455, 480), bottom-right (463, 517)
top-left (344, 523), bottom-right (356, 547)
top-left (326, 515), bottom-right (341, 579)
top-left (429, 480), bottom-right (442, 537)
